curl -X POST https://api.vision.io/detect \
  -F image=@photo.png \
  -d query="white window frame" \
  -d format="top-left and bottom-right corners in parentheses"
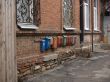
top-left (94, 0), bottom-right (99, 31)
top-left (84, 1), bottom-right (90, 31)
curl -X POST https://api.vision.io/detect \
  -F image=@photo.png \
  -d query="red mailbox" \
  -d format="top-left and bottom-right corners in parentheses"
top-left (57, 36), bottom-right (62, 47)
top-left (70, 36), bottom-right (73, 46)
top-left (67, 36), bottom-right (71, 46)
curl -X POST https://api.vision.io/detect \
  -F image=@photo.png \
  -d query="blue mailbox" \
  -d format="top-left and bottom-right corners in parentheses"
top-left (44, 37), bottom-right (51, 50)
top-left (40, 40), bottom-right (46, 52)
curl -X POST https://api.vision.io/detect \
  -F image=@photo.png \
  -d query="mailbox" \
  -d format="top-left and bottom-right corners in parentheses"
top-left (63, 36), bottom-right (67, 47)
top-left (67, 36), bottom-right (71, 46)
top-left (57, 36), bottom-right (62, 47)
top-left (70, 36), bottom-right (73, 45)
top-left (44, 37), bottom-right (51, 50)
top-left (40, 40), bottom-right (46, 52)
top-left (72, 36), bottom-right (77, 45)
top-left (52, 37), bottom-right (57, 49)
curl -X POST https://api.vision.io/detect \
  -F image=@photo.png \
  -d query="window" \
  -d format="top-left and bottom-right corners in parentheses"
top-left (16, 0), bottom-right (40, 29)
top-left (63, 0), bottom-right (75, 31)
top-left (94, 0), bottom-right (98, 31)
top-left (84, 0), bottom-right (90, 30)
top-left (105, 1), bottom-right (110, 16)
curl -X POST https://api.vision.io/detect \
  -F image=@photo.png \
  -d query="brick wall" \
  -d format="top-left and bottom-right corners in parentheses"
top-left (83, 0), bottom-right (101, 44)
top-left (39, 0), bottom-right (62, 32)
top-left (73, 0), bottom-right (80, 29)
top-left (17, 35), bottom-right (80, 74)
top-left (16, 0), bottom-right (80, 33)
top-left (39, 0), bottom-right (80, 32)
top-left (16, 0), bottom-right (103, 76)
top-left (84, 35), bottom-right (101, 43)
top-left (16, 0), bottom-right (101, 76)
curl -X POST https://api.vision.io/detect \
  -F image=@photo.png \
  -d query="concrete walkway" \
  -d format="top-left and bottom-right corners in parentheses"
top-left (23, 51), bottom-right (110, 82)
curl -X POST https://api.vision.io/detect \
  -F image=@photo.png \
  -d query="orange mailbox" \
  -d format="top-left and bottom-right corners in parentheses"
top-left (52, 37), bottom-right (57, 49)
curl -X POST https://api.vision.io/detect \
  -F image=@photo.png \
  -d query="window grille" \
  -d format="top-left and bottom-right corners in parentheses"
top-left (63, 0), bottom-right (74, 30)
top-left (17, 0), bottom-right (34, 23)
top-left (16, 0), bottom-right (41, 27)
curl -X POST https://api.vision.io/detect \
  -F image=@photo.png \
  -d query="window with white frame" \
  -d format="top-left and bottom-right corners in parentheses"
top-left (84, 0), bottom-right (90, 30)
top-left (16, 0), bottom-right (40, 29)
top-left (94, 0), bottom-right (98, 31)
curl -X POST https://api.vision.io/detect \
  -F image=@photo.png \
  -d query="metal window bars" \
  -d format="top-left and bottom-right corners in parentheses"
top-left (16, 0), bottom-right (41, 26)
top-left (63, 0), bottom-right (73, 28)
top-left (17, 0), bottom-right (34, 23)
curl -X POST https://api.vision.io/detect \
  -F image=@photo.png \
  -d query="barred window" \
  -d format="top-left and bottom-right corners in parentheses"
top-left (63, 0), bottom-right (75, 31)
top-left (16, 0), bottom-right (40, 29)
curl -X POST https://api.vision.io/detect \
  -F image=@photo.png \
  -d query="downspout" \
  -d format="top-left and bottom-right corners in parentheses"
top-left (91, 0), bottom-right (94, 52)
top-left (80, 0), bottom-right (84, 44)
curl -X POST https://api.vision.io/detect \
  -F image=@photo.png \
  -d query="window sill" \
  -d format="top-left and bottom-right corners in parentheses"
top-left (94, 30), bottom-right (100, 32)
top-left (93, 30), bottom-right (101, 33)
top-left (84, 29), bottom-right (91, 32)
top-left (84, 31), bottom-right (102, 35)
top-left (84, 28), bottom-right (90, 31)
top-left (63, 27), bottom-right (76, 31)
top-left (17, 23), bottom-right (38, 30)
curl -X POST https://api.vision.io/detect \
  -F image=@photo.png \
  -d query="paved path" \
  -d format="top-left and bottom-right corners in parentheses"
top-left (23, 51), bottom-right (110, 82)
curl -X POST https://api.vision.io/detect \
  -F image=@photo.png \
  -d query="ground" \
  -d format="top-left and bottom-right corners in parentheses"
top-left (23, 50), bottom-right (110, 82)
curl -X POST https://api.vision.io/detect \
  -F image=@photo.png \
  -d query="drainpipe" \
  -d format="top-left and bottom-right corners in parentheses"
top-left (91, 0), bottom-right (94, 52)
top-left (80, 0), bottom-right (84, 44)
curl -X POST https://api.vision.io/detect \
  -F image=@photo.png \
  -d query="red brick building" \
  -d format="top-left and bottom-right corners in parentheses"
top-left (16, 0), bottom-right (102, 76)
top-left (80, 0), bottom-right (102, 44)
